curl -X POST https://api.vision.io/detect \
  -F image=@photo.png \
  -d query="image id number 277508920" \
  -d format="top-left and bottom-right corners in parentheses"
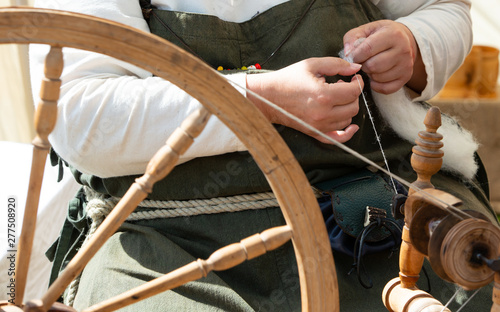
top-left (6, 196), bottom-right (17, 303)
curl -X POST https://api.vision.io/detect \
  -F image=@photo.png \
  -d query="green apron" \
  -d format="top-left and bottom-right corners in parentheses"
top-left (47, 0), bottom-right (497, 311)
top-left (69, 0), bottom-right (411, 201)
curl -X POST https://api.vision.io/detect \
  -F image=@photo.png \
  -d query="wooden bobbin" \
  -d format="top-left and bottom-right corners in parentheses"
top-left (399, 107), bottom-right (444, 289)
top-left (440, 218), bottom-right (500, 290)
top-left (401, 186), bottom-right (500, 292)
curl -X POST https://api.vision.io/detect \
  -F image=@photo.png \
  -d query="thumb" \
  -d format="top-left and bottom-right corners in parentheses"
top-left (325, 124), bottom-right (359, 144)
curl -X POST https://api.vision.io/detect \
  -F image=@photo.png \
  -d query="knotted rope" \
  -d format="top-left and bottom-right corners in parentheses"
top-left (64, 188), bottom-right (119, 306)
top-left (129, 192), bottom-right (279, 220)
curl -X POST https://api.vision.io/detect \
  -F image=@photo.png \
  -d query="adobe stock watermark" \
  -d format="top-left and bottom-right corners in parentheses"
top-left (4, 196), bottom-right (18, 304)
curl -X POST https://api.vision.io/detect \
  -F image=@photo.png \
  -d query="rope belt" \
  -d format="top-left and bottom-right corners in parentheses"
top-left (82, 186), bottom-right (281, 224)
top-left (81, 186), bottom-right (283, 225)
top-left (130, 191), bottom-right (280, 221)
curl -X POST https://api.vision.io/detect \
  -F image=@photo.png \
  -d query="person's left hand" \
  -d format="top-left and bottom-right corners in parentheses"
top-left (343, 20), bottom-right (426, 94)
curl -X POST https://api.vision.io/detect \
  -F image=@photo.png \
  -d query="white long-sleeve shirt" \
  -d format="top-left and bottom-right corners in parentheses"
top-left (30, 0), bottom-right (472, 178)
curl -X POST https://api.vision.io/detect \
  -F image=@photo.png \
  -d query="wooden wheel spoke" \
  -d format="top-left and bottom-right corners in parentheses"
top-left (39, 107), bottom-right (211, 310)
top-left (81, 226), bottom-right (292, 312)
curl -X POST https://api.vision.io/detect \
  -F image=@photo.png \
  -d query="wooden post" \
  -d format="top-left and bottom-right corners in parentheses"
top-left (399, 107), bottom-right (443, 288)
top-left (14, 46), bottom-right (63, 307)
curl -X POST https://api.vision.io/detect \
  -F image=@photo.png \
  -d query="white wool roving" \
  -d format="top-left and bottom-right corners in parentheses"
top-left (371, 89), bottom-right (479, 180)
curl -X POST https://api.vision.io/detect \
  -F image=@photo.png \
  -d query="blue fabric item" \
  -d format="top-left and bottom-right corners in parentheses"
top-left (318, 194), bottom-right (400, 258)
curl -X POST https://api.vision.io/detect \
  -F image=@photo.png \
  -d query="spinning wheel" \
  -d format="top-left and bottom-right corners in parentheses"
top-left (2, 7), bottom-right (499, 312)
top-left (0, 7), bottom-right (337, 312)
top-left (383, 107), bottom-right (500, 312)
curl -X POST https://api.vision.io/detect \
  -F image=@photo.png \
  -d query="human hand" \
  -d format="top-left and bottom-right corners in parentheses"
top-left (343, 20), bottom-right (427, 94)
top-left (246, 57), bottom-right (363, 144)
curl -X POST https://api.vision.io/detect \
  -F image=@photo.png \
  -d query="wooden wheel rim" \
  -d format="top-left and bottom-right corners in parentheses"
top-left (0, 7), bottom-right (338, 311)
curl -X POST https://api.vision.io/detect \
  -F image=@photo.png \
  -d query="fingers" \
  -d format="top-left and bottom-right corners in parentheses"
top-left (349, 35), bottom-right (389, 65)
top-left (307, 123), bottom-right (359, 145)
top-left (320, 75), bottom-right (364, 143)
top-left (359, 34), bottom-right (413, 75)
top-left (343, 20), bottom-right (420, 94)
top-left (344, 20), bottom-right (412, 67)
top-left (362, 50), bottom-right (399, 77)
top-left (323, 75), bottom-right (363, 105)
top-left (354, 29), bottom-right (413, 94)
top-left (310, 75), bottom-right (362, 128)
top-left (305, 75), bottom-right (362, 142)
top-left (366, 60), bottom-right (409, 94)
top-left (304, 57), bottom-right (362, 77)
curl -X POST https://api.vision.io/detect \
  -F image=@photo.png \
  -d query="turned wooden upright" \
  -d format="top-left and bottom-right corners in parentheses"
top-left (399, 106), bottom-right (443, 288)
top-left (14, 46), bottom-right (63, 307)
top-left (382, 107), bottom-right (452, 312)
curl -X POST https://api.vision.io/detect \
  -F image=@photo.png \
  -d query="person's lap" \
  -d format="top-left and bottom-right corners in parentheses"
top-left (72, 196), bottom-right (496, 312)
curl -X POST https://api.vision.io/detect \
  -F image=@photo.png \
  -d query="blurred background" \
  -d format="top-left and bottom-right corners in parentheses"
top-left (0, 0), bottom-right (35, 143)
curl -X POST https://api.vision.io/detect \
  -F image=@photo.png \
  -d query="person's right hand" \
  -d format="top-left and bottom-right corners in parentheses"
top-left (246, 57), bottom-right (363, 144)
